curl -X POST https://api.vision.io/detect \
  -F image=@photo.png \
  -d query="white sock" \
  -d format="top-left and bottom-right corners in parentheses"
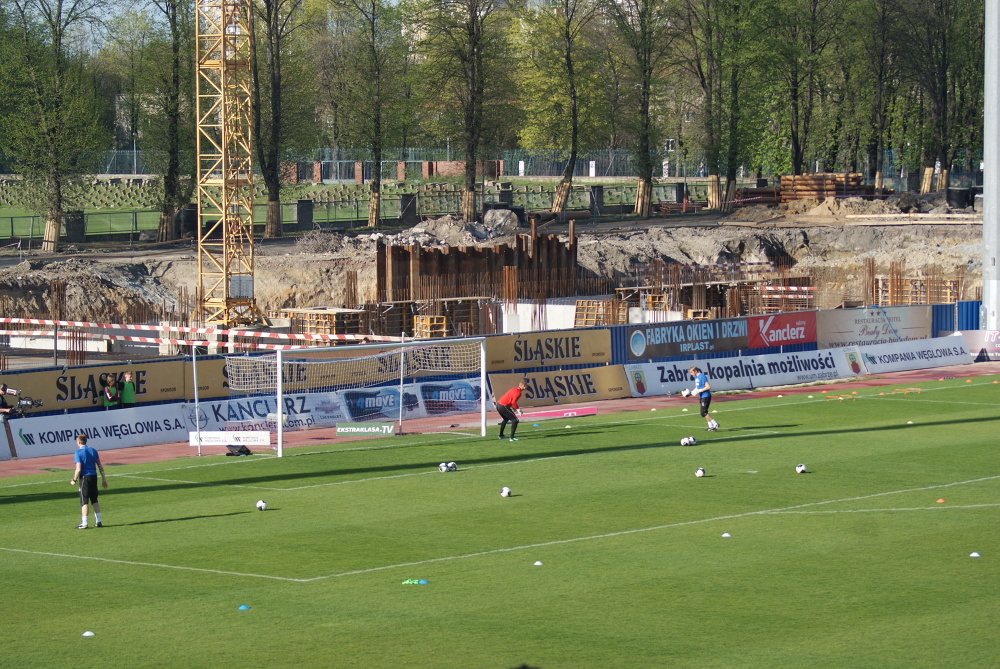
top-left (95, 512), bottom-right (102, 523)
top-left (81, 516), bottom-right (88, 526)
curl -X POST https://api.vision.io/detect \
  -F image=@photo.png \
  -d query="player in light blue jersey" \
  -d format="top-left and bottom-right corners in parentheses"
top-left (688, 366), bottom-right (719, 432)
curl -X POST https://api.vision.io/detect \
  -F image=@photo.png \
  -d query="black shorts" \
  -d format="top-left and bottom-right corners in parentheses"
top-left (497, 404), bottom-right (519, 423)
top-left (699, 395), bottom-right (712, 417)
top-left (79, 475), bottom-right (100, 505)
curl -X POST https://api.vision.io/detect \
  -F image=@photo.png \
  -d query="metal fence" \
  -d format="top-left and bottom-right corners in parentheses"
top-left (79, 147), bottom-right (984, 184)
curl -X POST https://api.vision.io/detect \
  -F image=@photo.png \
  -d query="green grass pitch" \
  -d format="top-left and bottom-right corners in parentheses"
top-left (1, 377), bottom-right (998, 668)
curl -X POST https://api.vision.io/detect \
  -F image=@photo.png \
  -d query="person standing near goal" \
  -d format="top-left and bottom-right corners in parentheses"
top-left (688, 366), bottom-right (719, 431)
top-left (496, 378), bottom-right (528, 441)
top-left (70, 434), bottom-right (107, 529)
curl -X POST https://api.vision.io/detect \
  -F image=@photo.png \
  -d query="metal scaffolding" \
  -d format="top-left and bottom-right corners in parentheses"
top-left (194, 0), bottom-right (264, 326)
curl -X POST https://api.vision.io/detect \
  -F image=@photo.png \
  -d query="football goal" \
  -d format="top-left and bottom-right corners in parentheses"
top-left (223, 337), bottom-right (487, 455)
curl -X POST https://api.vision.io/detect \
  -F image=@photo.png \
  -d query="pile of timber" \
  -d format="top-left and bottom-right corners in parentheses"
top-left (734, 186), bottom-right (779, 207)
top-left (656, 201), bottom-right (704, 215)
top-left (780, 173), bottom-right (876, 203)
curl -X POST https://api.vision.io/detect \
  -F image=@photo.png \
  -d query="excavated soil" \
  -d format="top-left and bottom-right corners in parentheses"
top-left (0, 192), bottom-right (982, 321)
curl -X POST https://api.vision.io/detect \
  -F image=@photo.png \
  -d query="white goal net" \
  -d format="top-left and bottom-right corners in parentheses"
top-left (223, 338), bottom-right (487, 455)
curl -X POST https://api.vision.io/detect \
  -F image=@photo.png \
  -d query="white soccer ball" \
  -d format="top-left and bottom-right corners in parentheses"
top-left (695, 467), bottom-right (705, 478)
top-left (681, 388), bottom-right (691, 397)
top-left (447, 462), bottom-right (458, 472)
top-left (795, 464), bottom-right (807, 474)
top-left (680, 437), bottom-right (690, 446)
top-left (255, 500), bottom-right (268, 511)
top-left (439, 463), bottom-right (449, 472)
top-left (500, 486), bottom-right (511, 497)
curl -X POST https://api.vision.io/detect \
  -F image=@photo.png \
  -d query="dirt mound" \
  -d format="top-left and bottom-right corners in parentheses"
top-left (721, 205), bottom-right (780, 223)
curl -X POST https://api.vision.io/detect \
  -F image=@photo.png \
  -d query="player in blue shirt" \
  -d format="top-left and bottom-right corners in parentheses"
top-left (688, 366), bottom-right (719, 432)
top-left (70, 434), bottom-right (108, 529)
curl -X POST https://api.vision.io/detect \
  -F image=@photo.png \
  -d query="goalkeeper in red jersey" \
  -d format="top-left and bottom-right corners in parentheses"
top-left (495, 378), bottom-right (528, 441)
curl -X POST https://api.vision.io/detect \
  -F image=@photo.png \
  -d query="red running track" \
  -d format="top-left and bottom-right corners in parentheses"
top-left (3, 361), bottom-right (999, 479)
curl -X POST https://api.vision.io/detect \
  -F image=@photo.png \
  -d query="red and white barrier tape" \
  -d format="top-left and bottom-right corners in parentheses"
top-left (0, 317), bottom-right (397, 342)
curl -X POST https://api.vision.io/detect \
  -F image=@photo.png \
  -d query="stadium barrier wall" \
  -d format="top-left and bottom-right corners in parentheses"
top-left (623, 347), bottom-right (864, 396)
top-left (0, 356), bottom-right (230, 414)
top-left (488, 366), bottom-right (632, 407)
top-left (955, 331), bottom-right (1000, 362)
top-left (0, 304), bottom-right (982, 459)
top-left (0, 376), bottom-right (485, 461)
top-left (485, 329), bottom-right (611, 372)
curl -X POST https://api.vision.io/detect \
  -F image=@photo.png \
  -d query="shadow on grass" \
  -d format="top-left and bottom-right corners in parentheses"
top-left (116, 511), bottom-right (253, 526)
top-left (5, 413), bottom-right (1000, 503)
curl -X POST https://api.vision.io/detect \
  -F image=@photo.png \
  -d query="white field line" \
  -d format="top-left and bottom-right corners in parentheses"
top-left (0, 547), bottom-right (299, 581)
top-left (2, 475), bottom-right (996, 583)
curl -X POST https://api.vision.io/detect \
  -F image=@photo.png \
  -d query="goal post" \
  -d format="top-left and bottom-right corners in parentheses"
top-left (224, 337), bottom-right (488, 456)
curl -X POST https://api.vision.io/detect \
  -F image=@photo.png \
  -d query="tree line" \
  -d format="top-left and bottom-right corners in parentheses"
top-left (0, 0), bottom-right (984, 246)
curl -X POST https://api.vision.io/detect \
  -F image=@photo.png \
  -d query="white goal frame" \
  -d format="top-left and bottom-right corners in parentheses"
top-left (226, 337), bottom-right (488, 457)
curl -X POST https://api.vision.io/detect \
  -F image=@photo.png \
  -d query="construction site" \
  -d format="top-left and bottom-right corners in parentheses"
top-left (0, 0), bottom-right (984, 356)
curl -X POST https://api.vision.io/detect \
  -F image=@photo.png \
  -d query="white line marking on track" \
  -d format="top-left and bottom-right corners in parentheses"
top-left (3, 475), bottom-right (996, 583)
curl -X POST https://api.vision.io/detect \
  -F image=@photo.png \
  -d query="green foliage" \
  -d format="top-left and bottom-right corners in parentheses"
top-left (1, 377), bottom-right (998, 667)
top-left (0, 0), bottom-right (986, 187)
top-left (515, 0), bottom-right (609, 151)
top-left (408, 0), bottom-right (522, 187)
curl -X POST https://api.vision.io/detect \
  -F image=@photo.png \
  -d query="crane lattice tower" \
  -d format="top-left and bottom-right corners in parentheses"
top-left (194, 0), bottom-right (264, 326)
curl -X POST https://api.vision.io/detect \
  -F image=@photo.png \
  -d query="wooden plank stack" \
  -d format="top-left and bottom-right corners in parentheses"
top-left (269, 307), bottom-right (364, 335)
top-left (779, 173), bottom-right (876, 203)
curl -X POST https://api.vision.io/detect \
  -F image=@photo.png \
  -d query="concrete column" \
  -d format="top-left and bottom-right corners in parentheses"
top-left (984, 0), bottom-right (999, 329)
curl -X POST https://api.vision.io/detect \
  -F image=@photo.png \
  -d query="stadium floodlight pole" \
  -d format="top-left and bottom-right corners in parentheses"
top-left (192, 346), bottom-right (202, 457)
top-left (276, 348), bottom-right (284, 457)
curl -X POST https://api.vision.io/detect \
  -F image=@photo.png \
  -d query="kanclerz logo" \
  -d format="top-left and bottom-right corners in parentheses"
top-left (336, 422), bottom-right (395, 437)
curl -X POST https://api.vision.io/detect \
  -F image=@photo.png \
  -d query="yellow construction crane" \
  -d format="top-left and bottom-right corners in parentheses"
top-left (194, 0), bottom-right (265, 326)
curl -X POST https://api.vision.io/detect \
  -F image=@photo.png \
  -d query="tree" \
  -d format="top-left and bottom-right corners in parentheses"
top-left (895, 0), bottom-right (982, 180)
top-left (849, 0), bottom-right (899, 183)
top-left (769, 0), bottom-right (847, 175)
top-left (7, 0), bottom-right (110, 251)
top-left (412, 0), bottom-right (518, 222)
top-left (250, 0), bottom-right (307, 238)
top-left (520, 0), bottom-right (599, 213)
top-left (98, 5), bottom-right (194, 242)
top-left (333, 0), bottom-right (410, 226)
top-left (600, 0), bottom-right (678, 217)
top-left (148, 0), bottom-right (195, 241)
top-left (678, 0), bottom-right (773, 199)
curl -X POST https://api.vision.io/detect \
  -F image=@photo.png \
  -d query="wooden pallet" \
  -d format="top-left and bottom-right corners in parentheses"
top-left (573, 299), bottom-right (628, 327)
top-left (414, 315), bottom-right (447, 339)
